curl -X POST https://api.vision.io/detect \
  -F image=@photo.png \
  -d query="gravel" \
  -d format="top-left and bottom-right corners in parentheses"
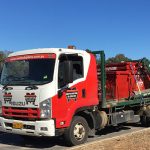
top-left (70, 128), bottom-right (150, 150)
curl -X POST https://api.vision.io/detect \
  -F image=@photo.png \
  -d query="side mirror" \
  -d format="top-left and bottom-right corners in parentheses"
top-left (63, 61), bottom-right (73, 84)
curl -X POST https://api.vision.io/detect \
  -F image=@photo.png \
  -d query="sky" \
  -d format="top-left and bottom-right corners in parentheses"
top-left (0, 0), bottom-right (150, 59)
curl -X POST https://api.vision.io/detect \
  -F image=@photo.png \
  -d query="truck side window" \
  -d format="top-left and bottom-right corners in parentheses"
top-left (58, 54), bottom-right (83, 88)
top-left (73, 63), bottom-right (82, 80)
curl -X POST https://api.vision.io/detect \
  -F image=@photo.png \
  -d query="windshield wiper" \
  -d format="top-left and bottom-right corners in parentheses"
top-left (2, 80), bottom-right (17, 90)
top-left (3, 81), bottom-right (39, 90)
top-left (2, 76), bottom-right (38, 90)
top-left (2, 76), bottom-right (19, 90)
top-left (2, 84), bottom-right (13, 90)
top-left (25, 85), bottom-right (38, 90)
top-left (2, 79), bottom-right (26, 90)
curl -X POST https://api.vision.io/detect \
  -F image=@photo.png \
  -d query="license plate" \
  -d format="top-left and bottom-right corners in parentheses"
top-left (13, 122), bottom-right (23, 129)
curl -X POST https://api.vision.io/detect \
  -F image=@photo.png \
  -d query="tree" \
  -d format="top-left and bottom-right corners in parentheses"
top-left (0, 50), bottom-right (12, 72)
top-left (141, 57), bottom-right (150, 73)
top-left (106, 54), bottom-right (131, 64)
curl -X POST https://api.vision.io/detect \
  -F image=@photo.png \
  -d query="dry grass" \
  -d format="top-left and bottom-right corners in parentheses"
top-left (70, 128), bottom-right (150, 150)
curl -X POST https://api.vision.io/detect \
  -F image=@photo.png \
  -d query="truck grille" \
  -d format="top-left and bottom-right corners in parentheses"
top-left (2, 106), bottom-right (40, 119)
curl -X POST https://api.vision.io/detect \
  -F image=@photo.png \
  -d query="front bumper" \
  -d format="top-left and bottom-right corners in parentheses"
top-left (0, 117), bottom-right (55, 137)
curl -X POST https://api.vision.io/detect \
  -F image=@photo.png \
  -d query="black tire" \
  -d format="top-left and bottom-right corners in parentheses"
top-left (64, 116), bottom-right (89, 146)
top-left (146, 117), bottom-right (150, 127)
top-left (140, 115), bottom-right (147, 127)
top-left (140, 115), bottom-right (150, 127)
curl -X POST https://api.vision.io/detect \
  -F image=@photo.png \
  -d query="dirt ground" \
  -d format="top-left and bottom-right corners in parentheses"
top-left (71, 128), bottom-right (150, 150)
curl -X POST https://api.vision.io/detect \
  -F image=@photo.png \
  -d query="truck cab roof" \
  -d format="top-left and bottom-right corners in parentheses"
top-left (8, 48), bottom-right (87, 57)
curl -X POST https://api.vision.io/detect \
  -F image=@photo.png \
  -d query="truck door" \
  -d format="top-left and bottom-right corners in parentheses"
top-left (52, 54), bottom-right (85, 128)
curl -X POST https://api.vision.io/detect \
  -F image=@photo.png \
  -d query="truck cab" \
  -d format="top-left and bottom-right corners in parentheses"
top-left (0, 48), bottom-right (98, 145)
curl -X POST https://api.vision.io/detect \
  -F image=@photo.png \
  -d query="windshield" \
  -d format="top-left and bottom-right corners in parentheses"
top-left (1, 57), bottom-right (55, 86)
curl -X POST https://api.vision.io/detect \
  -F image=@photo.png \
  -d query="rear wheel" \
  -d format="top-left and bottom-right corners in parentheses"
top-left (64, 116), bottom-right (89, 146)
top-left (147, 117), bottom-right (150, 127)
top-left (140, 115), bottom-right (150, 127)
top-left (139, 106), bottom-right (150, 127)
top-left (140, 115), bottom-right (147, 126)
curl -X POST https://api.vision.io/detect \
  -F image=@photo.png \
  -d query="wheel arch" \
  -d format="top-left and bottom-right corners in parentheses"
top-left (74, 107), bottom-right (96, 136)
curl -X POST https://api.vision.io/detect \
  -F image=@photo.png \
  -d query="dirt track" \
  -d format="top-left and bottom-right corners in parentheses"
top-left (71, 128), bottom-right (150, 150)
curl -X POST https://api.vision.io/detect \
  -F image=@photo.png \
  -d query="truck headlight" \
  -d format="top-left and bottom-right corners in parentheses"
top-left (0, 101), bottom-right (2, 115)
top-left (40, 98), bottom-right (51, 119)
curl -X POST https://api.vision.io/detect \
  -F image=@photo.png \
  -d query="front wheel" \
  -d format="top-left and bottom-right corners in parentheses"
top-left (64, 116), bottom-right (89, 146)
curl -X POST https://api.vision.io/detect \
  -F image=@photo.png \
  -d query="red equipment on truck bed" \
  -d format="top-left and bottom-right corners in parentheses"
top-left (98, 61), bottom-right (150, 101)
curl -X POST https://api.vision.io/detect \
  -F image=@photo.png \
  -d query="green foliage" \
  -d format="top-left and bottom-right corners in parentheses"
top-left (0, 50), bottom-right (13, 72)
top-left (0, 51), bottom-right (6, 62)
top-left (141, 57), bottom-right (150, 73)
top-left (106, 54), bottom-right (131, 64)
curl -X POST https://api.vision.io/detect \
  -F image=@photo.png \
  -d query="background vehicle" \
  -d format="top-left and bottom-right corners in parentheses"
top-left (0, 47), bottom-right (150, 146)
